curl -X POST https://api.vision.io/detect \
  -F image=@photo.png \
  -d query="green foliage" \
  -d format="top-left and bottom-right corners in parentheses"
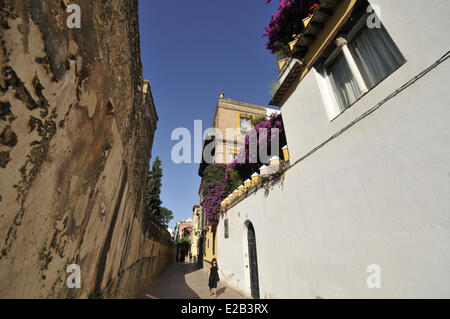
top-left (178, 237), bottom-right (190, 245)
top-left (274, 45), bottom-right (291, 60)
top-left (268, 81), bottom-right (281, 97)
top-left (160, 207), bottom-right (174, 227)
top-left (226, 168), bottom-right (243, 194)
top-left (201, 164), bottom-right (226, 191)
top-left (251, 116), bottom-right (268, 127)
top-left (145, 157), bottom-right (162, 217)
top-left (144, 156), bottom-right (174, 227)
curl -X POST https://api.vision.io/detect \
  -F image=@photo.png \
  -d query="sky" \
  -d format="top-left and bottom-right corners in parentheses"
top-left (138, 1), bottom-right (280, 230)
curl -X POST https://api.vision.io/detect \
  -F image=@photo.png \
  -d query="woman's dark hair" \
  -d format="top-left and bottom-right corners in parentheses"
top-left (212, 258), bottom-right (217, 264)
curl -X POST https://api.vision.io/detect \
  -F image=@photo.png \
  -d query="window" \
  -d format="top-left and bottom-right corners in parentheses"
top-left (240, 116), bottom-right (251, 135)
top-left (350, 25), bottom-right (405, 90)
top-left (224, 219), bottom-right (229, 238)
top-left (327, 51), bottom-right (360, 112)
top-left (321, 16), bottom-right (405, 115)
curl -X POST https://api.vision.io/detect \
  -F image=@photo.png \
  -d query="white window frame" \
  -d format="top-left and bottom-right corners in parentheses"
top-left (316, 12), bottom-right (403, 121)
top-left (239, 116), bottom-right (251, 135)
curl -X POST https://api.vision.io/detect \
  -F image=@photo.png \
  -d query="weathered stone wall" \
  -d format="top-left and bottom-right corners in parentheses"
top-left (0, 0), bottom-right (174, 298)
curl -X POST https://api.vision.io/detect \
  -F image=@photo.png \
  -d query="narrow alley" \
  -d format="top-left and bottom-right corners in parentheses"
top-left (143, 263), bottom-right (250, 299)
top-left (0, 0), bottom-right (449, 305)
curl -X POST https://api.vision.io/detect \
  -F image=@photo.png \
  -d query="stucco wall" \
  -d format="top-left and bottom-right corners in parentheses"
top-left (213, 100), bottom-right (269, 164)
top-left (282, 0), bottom-right (450, 164)
top-left (217, 0), bottom-right (450, 298)
top-left (203, 227), bottom-right (218, 266)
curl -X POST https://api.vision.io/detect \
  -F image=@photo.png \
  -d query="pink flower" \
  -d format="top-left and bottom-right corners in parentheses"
top-left (263, 0), bottom-right (317, 53)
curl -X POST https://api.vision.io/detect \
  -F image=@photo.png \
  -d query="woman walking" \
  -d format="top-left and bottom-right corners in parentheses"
top-left (208, 258), bottom-right (220, 297)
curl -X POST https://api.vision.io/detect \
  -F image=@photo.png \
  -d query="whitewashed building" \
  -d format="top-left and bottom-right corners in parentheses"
top-left (218, 0), bottom-right (450, 298)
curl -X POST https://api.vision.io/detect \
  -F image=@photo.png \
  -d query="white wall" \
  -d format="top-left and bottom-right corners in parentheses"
top-left (283, 0), bottom-right (450, 164)
top-left (217, 0), bottom-right (450, 298)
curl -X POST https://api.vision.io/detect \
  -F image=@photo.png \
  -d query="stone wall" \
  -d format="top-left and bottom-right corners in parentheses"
top-left (0, 0), bottom-right (174, 298)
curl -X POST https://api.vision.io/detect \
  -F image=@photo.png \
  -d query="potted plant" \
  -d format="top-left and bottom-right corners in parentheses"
top-left (277, 57), bottom-right (289, 70)
top-left (289, 33), bottom-right (301, 51)
top-left (303, 3), bottom-right (319, 27)
top-left (263, 0), bottom-right (319, 55)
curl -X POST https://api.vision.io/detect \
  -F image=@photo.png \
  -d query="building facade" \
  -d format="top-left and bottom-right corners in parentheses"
top-left (190, 204), bottom-right (202, 263)
top-left (198, 93), bottom-right (280, 269)
top-left (217, 0), bottom-right (450, 298)
top-left (207, 93), bottom-right (280, 165)
top-left (173, 219), bottom-right (193, 243)
top-left (173, 218), bottom-right (193, 262)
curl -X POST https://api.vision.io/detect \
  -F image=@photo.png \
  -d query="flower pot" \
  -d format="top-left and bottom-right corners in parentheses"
top-left (282, 145), bottom-right (290, 162)
top-left (289, 38), bottom-right (299, 51)
top-left (260, 165), bottom-right (268, 176)
top-left (277, 58), bottom-right (288, 70)
top-left (244, 179), bottom-right (252, 190)
top-left (269, 156), bottom-right (280, 168)
top-left (251, 173), bottom-right (260, 185)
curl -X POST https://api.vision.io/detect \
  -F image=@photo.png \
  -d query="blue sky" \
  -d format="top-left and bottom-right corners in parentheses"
top-left (138, 1), bottom-right (280, 229)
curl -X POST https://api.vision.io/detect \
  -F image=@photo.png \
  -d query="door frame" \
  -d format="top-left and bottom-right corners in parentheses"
top-left (246, 221), bottom-right (260, 299)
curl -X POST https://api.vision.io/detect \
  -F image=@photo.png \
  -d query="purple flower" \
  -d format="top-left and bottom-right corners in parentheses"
top-left (263, 0), bottom-right (318, 54)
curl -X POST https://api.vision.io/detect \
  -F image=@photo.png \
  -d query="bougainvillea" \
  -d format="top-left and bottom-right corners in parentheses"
top-left (201, 114), bottom-right (287, 224)
top-left (200, 164), bottom-right (228, 226)
top-left (263, 0), bottom-right (319, 55)
top-left (203, 182), bottom-right (227, 226)
top-left (225, 113), bottom-right (287, 183)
